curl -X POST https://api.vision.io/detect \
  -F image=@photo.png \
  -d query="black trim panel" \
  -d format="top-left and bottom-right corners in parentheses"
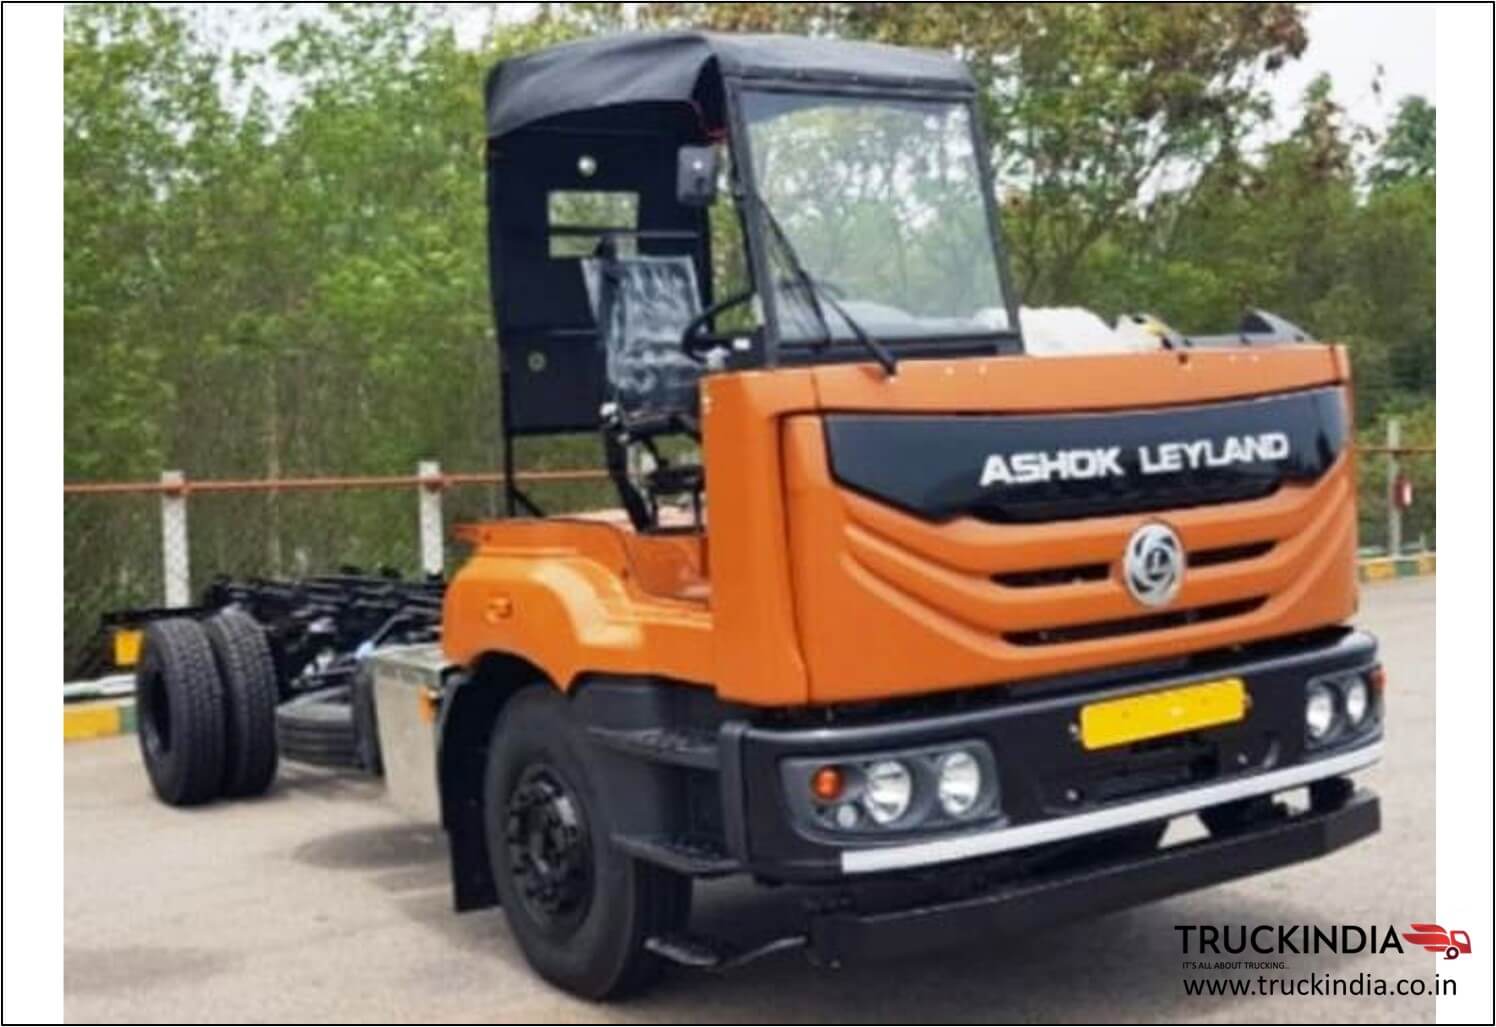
top-left (823, 387), bottom-right (1346, 523)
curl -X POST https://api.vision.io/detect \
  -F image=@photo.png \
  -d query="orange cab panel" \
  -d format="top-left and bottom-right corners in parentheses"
top-left (775, 347), bottom-right (1358, 705)
top-left (443, 518), bottom-right (713, 690)
top-left (782, 417), bottom-right (1357, 703)
top-left (450, 347), bottom-right (1357, 708)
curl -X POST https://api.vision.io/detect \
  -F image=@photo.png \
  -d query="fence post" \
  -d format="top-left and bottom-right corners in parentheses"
top-left (160, 470), bottom-right (191, 606)
top-left (1385, 418), bottom-right (1402, 557)
top-left (418, 460), bottom-right (445, 577)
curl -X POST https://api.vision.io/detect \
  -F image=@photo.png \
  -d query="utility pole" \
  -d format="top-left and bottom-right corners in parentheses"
top-left (1385, 418), bottom-right (1402, 556)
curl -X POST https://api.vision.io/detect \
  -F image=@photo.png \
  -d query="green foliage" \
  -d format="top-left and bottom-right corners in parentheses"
top-left (65, 5), bottom-right (586, 488)
top-left (1370, 95), bottom-right (1436, 188)
top-left (1357, 399), bottom-right (1436, 552)
top-left (63, 4), bottom-right (1435, 665)
top-left (624, 2), bottom-right (1308, 303)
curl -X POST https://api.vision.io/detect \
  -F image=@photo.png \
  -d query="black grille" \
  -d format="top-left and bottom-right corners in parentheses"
top-left (994, 562), bottom-right (1110, 588)
top-left (1190, 541), bottom-right (1275, 567)
top-left (994, 541), bottom-right (1271, 590)
top-left (1004, 598), bottom-right (1266, 647)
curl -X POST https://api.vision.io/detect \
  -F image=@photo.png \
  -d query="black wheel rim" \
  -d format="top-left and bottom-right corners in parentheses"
top-left (505, 764), bottom-right (594, 936)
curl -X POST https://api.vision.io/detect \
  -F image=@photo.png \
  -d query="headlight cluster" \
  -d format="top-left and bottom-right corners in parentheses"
top-left (782, 742), bottom-right (999, 835)
top-left (1304, 667), bottom-right (1383, 746)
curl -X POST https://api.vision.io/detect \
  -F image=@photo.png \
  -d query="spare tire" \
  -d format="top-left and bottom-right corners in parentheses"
top-left (204, 609), bottom-right (279, 797)
top-left (275, 685), bottom-right (359, 769)
top-left (135, 619), bottom-right (226, 806)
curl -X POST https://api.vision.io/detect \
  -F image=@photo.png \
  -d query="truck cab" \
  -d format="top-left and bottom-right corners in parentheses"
top-left (435, 31), bottom-right (1382, 998)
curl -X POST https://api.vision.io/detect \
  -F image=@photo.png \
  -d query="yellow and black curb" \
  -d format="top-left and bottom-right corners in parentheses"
top-left (1357, 552), bottom-right (1436, 582)
top-left (61, 554), bottom-right (1436, 743)
top-left (64, 698), bottom-right (137, 743)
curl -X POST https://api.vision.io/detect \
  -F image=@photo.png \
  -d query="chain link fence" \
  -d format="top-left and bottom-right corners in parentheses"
top-left (64, 490), bottom-right (165, 677)
top-left (64, 448), bottom-right (1435, 679)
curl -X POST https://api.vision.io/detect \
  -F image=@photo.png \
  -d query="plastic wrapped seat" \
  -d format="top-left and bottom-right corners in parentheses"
top-left (582, 252), bottom-right (704, 430)
top-left (582, 248), bottom-right (707, 530)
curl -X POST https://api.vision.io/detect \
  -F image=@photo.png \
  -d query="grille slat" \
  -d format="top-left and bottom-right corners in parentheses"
top-left (994, 562), bottom-right (1110, 588)
top-left (992, 540), bottom-right (1275, 589)
top-left (1003, 598), bottom-right (1267, 647)
top-left (1190, 540), bottom-right (1275, 568)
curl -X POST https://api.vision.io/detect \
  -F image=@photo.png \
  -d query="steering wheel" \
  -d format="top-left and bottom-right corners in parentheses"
top-left (680, 289), bottom-right (755, 363)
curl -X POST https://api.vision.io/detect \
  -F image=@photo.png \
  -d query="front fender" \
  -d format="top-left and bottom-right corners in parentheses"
top-left (442, 523), bottom-right (712, 689)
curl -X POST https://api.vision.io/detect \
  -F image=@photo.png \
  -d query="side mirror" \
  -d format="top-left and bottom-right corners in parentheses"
top-left (676, 145), bottom-right (719, 207)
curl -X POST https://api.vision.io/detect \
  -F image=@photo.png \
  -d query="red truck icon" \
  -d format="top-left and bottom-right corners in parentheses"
top-left (1402, 924), bottom-right (1472, 960)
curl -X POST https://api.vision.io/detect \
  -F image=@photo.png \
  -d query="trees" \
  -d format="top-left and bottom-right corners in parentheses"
top-left (63, 3), bottom-right (1435, 529)
top-left (64, 6), bottom-right (587, 486)
top-left (60, 4), bottom-right (1437, 672)
top-left (611, 2), bottom-right (1308, 305)
top-left (1370, 96), bottom-right (1436, 188)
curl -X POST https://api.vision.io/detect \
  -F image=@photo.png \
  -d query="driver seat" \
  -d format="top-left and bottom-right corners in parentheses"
top-left (582, 242), bottom-right (706, 531)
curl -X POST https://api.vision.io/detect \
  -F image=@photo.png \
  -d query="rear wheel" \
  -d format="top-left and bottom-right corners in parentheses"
top-left (483, 687), bottom-right (690, 999)
top-left (135, 619), bottom-right (226, 806)
top-left (204, 609), bottom-right (279, 797)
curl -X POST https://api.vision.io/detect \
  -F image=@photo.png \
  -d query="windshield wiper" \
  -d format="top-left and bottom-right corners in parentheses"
top-left (756, 198), bottom-right (898, 377)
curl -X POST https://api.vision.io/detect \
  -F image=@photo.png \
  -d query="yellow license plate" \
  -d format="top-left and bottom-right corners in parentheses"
top-left (113, 628), bottom-right (144, 668)
top-left (1079, 678), bottom-right (1247, 750)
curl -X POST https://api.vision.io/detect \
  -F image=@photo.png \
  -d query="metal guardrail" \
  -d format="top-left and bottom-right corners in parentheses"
top-left (62, 468), bottom-right (609, 496)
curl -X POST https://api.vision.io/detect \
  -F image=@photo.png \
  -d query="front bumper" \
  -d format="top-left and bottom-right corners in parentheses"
top-left (721, 628), bottom-right (1381, 880)
top-left (808, 789), bottom-right (1379, 966)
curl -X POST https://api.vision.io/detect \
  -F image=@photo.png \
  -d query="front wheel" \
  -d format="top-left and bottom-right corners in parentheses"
top-left (483, 687), bottom-right (690, 999)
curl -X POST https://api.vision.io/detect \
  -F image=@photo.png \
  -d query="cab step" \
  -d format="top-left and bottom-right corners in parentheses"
top-left (613, 833), bottom-right (740, 877)
top-left (645, 932), bottom-right (807, 971)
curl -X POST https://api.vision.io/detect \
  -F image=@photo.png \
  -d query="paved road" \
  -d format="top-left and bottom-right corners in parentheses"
top-left (65, 579), bottom-right (1436, 1024)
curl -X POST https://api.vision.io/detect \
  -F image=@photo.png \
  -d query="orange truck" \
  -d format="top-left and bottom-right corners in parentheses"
top-left (430, 31), bottom-right (1383, 997)
top-left (133, 31), bottom-right (1385, 1000)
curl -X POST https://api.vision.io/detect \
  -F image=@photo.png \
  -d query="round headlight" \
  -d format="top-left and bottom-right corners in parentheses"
top-left (861, 760), bottom-right (913, 824)
top-left (1343, 679), bottom-right (1370, 727)
top-left (937, 750), bottom-right (983, 816)
top-left (1305, 682), bottom-right (1338, 741)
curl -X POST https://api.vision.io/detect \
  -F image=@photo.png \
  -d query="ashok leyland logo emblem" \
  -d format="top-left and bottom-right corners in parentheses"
top-left (1124, 523), bottom-right (1184, 607)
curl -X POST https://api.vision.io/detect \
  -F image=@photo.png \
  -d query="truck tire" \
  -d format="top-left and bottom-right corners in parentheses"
top-left (483, 686), bottom-right (690, 999)
top-left (274, 686), bottom-right (359, 769)
top-left (135, 618), bottom-right (227, 806)
top-left (204, 609), bottom-right (279, 797)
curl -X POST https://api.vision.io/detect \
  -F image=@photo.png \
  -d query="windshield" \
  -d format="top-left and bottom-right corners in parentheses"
top-left (741, 90), bottom-right (1010, 345)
